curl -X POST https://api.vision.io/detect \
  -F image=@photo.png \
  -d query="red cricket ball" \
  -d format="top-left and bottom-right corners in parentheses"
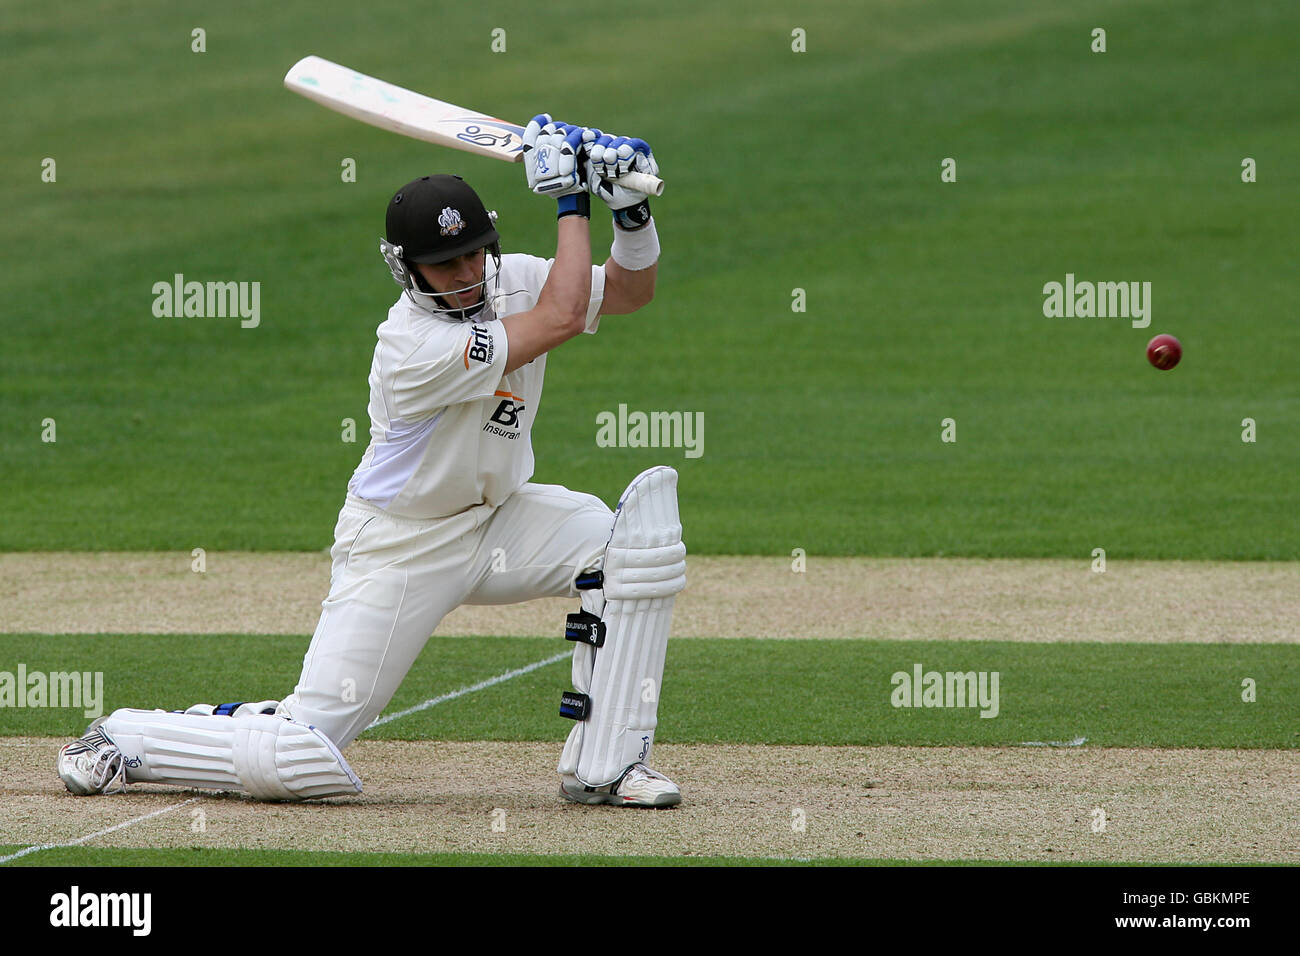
top-left (1146, 334), bottom-right (1182, 370)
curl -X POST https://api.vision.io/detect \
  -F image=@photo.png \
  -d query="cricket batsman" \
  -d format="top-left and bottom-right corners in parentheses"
top-left (57, 116), bottom-right (686, 807)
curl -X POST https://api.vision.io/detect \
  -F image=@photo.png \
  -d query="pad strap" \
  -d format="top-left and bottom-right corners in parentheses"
top-left (565, 610), bottom-right (606, 647)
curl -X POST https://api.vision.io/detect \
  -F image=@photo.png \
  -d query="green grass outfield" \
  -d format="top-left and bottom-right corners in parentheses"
top-left (3, 0), bottom-right (1298, 557)
top-left (3, 635), bottom-right (1293, 747)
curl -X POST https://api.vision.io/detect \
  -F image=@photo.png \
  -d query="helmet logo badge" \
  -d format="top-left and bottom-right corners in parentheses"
top-left (438, 206), bottom-right (466, 237)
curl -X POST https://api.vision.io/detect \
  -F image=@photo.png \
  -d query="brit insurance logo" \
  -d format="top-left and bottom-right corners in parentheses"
top-left (438, 206), bottom-right (465, 236)
top-left (484, 389), bottom-right (525, 440)
top-left (463, 324), bottom-right (494, 368)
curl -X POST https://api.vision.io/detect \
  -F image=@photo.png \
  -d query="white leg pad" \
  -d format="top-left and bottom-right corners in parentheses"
top-left (558, 466), bottom-right (687, 787)
top-left (102, 708), bottom-right (362, 801)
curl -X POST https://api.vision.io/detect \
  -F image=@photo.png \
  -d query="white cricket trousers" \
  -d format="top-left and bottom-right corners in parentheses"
top-left (278, 484), bottom-right (615, 748)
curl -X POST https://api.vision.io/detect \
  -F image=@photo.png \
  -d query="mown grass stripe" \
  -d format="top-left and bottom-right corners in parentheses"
top-left (1, 635), bottom-right (1295, 748)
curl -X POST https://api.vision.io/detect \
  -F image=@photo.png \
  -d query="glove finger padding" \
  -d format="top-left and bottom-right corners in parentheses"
top-left (587, 134), bottom-right (617, 179)
top-left (522, 113), bottom-right (553, 148)
top-left (524, 121), bottom-right (589, 197)
top-left (588, 134), bottom-right (660, 211)
top-left (612, 137), bottom-right (636, 177)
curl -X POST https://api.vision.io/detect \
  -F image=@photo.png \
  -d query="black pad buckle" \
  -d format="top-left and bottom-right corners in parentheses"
top-left (575, 570), bottom-right (603, 590)
top-left (560, 691), bottom-right (591, 721)
top-left (564, 610), bottom-right (606, 647)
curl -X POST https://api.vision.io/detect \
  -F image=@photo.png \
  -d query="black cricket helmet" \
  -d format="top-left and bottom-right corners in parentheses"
top-left (379, 174), bottom-right (501, 316)
top-left (385, 174), bottom-right (499, 263)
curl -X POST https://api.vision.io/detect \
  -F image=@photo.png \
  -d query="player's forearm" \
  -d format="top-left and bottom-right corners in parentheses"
top-left (538, 214), bottom-right (593, 328)
top-left (501, 215), bottom-right (591, 374)
top-left (601, 257), bottom-right (657, 314)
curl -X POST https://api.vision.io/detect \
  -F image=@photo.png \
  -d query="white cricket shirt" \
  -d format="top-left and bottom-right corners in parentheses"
top-left (347, 253), bottom-right (605, 519)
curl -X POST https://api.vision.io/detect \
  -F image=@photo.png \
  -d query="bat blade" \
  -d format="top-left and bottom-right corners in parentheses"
top-left (283, 55), bottom-right (664, 196)
top-left (284, 55), bottom-right (525, 163)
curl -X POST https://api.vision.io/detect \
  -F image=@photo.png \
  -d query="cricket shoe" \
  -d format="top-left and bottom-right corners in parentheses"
top-left (57, 719), bottom-right (127, 795)
top-left (560, 763), bottom-right (681, 808)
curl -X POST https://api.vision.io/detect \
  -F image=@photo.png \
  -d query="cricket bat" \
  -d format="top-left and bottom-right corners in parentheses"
top-left (283, 56), bottom-right (665, 197)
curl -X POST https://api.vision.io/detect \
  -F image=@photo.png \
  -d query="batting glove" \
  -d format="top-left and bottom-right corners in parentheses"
top-left (523, 115), bottom-right (590, 207)
top-left (583, 131), bottom-right (660, 220)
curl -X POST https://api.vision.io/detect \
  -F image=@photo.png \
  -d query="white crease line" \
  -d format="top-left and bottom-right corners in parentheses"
top-left (366, 650), bottom-right (570, 730)
top-left (0, 796), bottom-right (201, 866)
top-left (1018, 736), bottom-right (1088, 748)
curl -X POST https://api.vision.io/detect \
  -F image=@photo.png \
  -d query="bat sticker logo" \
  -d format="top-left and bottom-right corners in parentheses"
top-left (455, 122), bottom-right (520, 150)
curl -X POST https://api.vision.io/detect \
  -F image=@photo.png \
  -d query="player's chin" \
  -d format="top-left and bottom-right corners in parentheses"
top-left (442, 290), bottom-right (481, 309)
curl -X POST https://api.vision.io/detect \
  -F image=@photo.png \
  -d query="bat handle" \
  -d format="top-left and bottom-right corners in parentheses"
top-left (616, 170), bottom-right (665, 197)
top-left (577, 150), bottom-right (665, 197)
